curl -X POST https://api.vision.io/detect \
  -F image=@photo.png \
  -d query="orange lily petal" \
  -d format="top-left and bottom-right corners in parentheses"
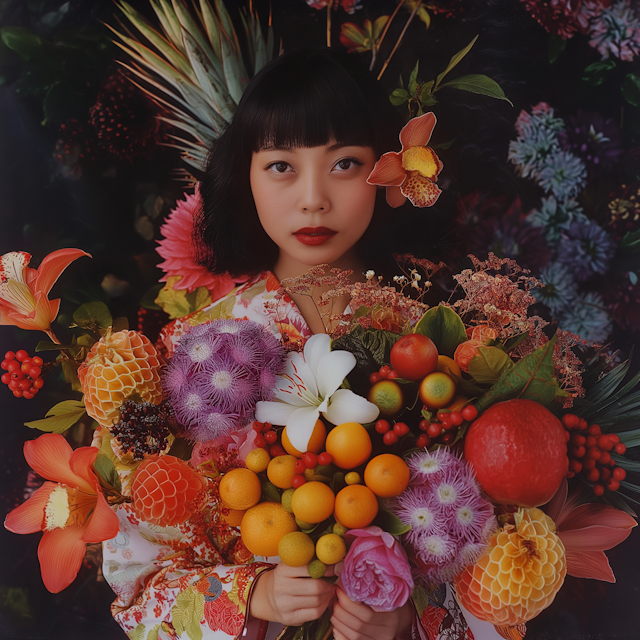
top-left (565, 550), bottom-right (615, 583)
top-left (400, 112), bottom-right (437, 149)
top-left (386, 186), bottom-right (407, 208)
top-left (69, 446), bottom-right (100, 492)
top-left (82, 492), bottom-right (120, 543)
top-left (559, 524), bottom-right (634, 552)
top-left (24, 434), bottom-right (93, 493)
top-left (558, 503), bottom-right (637, 535)
top-left (400, 174), bottom-right (442, 208)
top-left (29, 249), bottom-right (91, 297)
top-left (38, 526), bottom-right (86, 593)
top-left (4, 482), bottom-right (56, 534)
top-left (367, 152), bottom-right (406, 187)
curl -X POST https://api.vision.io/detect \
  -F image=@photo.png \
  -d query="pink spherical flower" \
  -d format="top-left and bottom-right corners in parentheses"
top-left (157, 188), bottom-right (247, 297)
top-left (341, 526), bottom-right (414, 612)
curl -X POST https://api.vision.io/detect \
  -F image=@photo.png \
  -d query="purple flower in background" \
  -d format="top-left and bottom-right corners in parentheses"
top-left (559, 111), bottom-right (623, 178)
top-left (558, 291), bottom-right (612, 343)
top-left (527, 196), bottom-right (589, 242)
top-left (389, 449), bottom-right (496, 587)
top-left (559, 220), bottom-right (616, 280)
top-left (341, 527), bottom-right (414, 612)
top-left (520, 0), bottom-right (611, 39)
top-left (538, 149), bottom-right (587, 200)
top-left (534, 261), bottom-right (580, 313)
top-left (589, 0), bottom-right (640, 61)
top-left (164, 319), bottom-right (286, 441)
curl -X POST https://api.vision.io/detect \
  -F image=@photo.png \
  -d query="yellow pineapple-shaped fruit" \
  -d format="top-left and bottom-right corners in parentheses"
top-left (454, 507), bottom-right (566, 627)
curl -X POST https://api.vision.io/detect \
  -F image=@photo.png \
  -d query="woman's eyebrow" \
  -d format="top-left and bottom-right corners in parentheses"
top-left (326, 143), bottom-right (367, 152)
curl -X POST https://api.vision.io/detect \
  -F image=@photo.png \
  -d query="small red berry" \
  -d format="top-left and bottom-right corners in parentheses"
top-left (32, 378), bottom-right (44, 389)
top-left (566, 471), bottom-right (576, 479)
top-left (264, 430), bottom-right (277, 444)
top-left (449, 411), bottom-right (463, 427)
top-left (418, 419), bottom-right (430, 432)
top-left (393, 422), bottom-right (409, 437)
top-left (4, 351), bottom-right (15, 361)
top-left (6, 361), bottom-right (20, 373)
top-left (22, 391), bottom-right (35, 399)
top-left (416, 434), bottom-right (431, 448)
top-left (28, 366), bottom-right (41, 378)
top-left (8, 380), bottom-right (19, 391)
top-left (253, 421), bottom-right (263, 432)
top-left (562, 414), bottom-right (580, 429)
top-left (441, 433), bottom-right (455, 445)
top-left (571, 445), bottom-right (586, 459)
top-left (461, 405), bottom-right (478, 422)
top-left (1, 373), bottom-right (9, 385)
top-left (427, 422), bottom-right (443, 439)
top-left (12, 389), bottom-right (23, 398)
top-left (583, 458), bottom-right (596, 470)
top-left (593, 484), bottom-right (605, 496)
top-left (263, 422), bottom-right (272, 432)
top-left (302, 451), bottom-right (318, 469)
top-left (291, 474), bottom-right (306, 488)
top-left (564, 430), bottom-right (570, 442)
top-left (585, 435), bottom-right (596, 448)
top-left (597, 435), bottom-right (614, 451)
top-left (606, 479), bottom-right (620, 492)
top-left (387, 370), bottom-right (399, 380)
top-left (383, 431), bottom-right (398, 446)
top-left (572, 434), bottom-right (586, 446)
top-left (375, 419), bottom-right (390, 434)
top-left (269, 444), bottom-right (286, 458)
top-left (295, 459), bottom-right (306, 474)
top-left (0, 361), bottom-right (8, 371)
top-left (586, 447), bottom-right (601, 460)
top-left (614, 443), bottom-right (627, 455)
top-left (569, 459), bottom-right (582, 474)
top-left (437, 411), bottom-right (449, 423)
top-left (578, 418), bottom-right (588, 431)
top-left (600, 467), bottom-right (611, 482)
top-left (18, 379), bottom-right (31, 391)
top-left (599, 451), bottom-right (611, 465)
top-left (587, 424), bottom-right (601, 437)
top-left (608, 434), bottom-right (620, 444)
top-left (318, 452), bottom-right (333, 466)
top-left (32, 356), bottom-right (43, 366)
top-left (586, 468), bottom-right (600, 483)
top-left (28, 387), bottom-right (38, 395)
top-left (369, 372), bottom-right (382, 384)
top-left (15, 350), bottom-right (28, 362)
top-left (613, 467), bottom-right (626, 481)
top-left (254, 434), bottom-right (266, 448)
top-left (379, 365), bottom-right (391, 379)
top-left (11, 371), bottom-right (24, 381)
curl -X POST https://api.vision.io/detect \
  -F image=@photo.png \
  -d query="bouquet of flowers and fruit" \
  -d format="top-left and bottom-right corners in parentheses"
top-left (2, 248), bottom-right (638, 640)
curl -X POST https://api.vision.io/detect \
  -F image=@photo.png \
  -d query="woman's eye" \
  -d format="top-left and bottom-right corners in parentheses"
top-left (334, 158), bottom-right (362, 171)
top-left (267, 162), bottom-right (291, 173)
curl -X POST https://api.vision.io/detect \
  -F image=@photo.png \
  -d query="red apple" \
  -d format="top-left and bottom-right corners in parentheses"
top-left (464, 399), bottom-right (568, 507)
top-left (390, 334), bottom-right (438, 381)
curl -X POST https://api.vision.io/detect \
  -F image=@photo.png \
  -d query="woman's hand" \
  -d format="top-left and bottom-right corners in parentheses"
top-left (249, 563), bottom-right (336, 626)
top-left (330, 588), bottom-right (414, 640)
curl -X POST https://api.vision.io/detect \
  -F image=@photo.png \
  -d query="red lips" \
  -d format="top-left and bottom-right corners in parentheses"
top-left (293, 227), bottom-right (337, 246)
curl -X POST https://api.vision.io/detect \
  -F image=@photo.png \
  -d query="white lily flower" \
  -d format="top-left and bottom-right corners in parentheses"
top-left (256, 334), bottom-right (380, 452)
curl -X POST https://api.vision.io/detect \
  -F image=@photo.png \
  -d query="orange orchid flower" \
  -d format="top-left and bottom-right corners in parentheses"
top-left (367, 112), bottom-right (443, 208)
top-left (0, 249), bottom-right (90, 341)
top-left (4, 433), bottom-right (120, 593)
top-left (545, 479), bottom-right (636, 583)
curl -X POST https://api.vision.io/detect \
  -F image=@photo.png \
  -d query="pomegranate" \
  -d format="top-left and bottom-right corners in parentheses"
top-left (464, 399), bottom-right (568, 507)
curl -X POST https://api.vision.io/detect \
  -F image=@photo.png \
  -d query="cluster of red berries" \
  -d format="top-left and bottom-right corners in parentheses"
top-left (292, 450), bottom-right (334, 488)
top-left (369, 364), bottom-right (399, 385)
top-left (252, 421), bottom-right (286, 457)
top-left (1, 351), bottom-right (45, 399)
top-left (375, 419), bottom-right (410, 446)
top-left (415, 404), bottom-right (479, 449)
top-left (562, 414), bottom-right (627, 496)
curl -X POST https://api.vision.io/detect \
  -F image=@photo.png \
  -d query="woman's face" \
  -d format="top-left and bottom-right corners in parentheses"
top-left (249, 142), bottom-right (378, 277)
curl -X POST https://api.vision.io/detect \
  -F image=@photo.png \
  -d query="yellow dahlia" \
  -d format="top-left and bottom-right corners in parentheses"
top-left (78, 329), bottom-right (163, 426)
top-left (454, 507), bottom-right (566, 627)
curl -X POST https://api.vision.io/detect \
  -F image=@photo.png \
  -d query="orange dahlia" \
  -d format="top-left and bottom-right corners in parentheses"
top-left (131, 455), bottom-right (206, 526)
top-left (454, 507), bottom-right (566, 627)
top-left (78, 329), bottom-right (163, 426)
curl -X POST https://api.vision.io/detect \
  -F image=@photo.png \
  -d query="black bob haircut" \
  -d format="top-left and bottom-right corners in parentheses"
top-left (197, 48), bottom-right (410, 278)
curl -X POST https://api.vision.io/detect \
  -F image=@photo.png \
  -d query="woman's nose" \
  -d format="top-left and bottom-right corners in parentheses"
top-left (299, 174), bottom-right (330, 213)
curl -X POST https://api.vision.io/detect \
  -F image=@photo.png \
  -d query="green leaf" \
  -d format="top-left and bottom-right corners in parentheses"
top-left (373, 509), bottom-right (411, 536)
top-left (547, 34), bottom-right (566, 64)
top-left (390, 88), bottom-right (410, 106)
top-left (24, 399), bottom-right (86, 434)
top-left (468, 347), bottom-right (513, 385)
top-left (341, 23), bottom-right (366, 47)
top-left (360, 328), bottom-right (402, 366)
top-left (438, 74), bottom-right (513, 106)
top-left (0, 27), bottom-right (42, 60)
top-left (476, 336), bottom-right (558, 412)
top-left (414, 305), bottom-right (467, 358)
top-left (418, 80), bottom-right (434, 103)
top-left (435, 35), bottom-right (478, 90)
top-left (72, 301), bottom-right (113, 332)
top-left (112, 316), bottom-right (129, 332)
top-left (582, 60), bottom-right (616, 86)
top-left (94, 452), bottom-right (122, 494)
top-left (172, 586), bottom-right (204, 640)
top-left (36, 341), bottom-right (76, 351)
top-left (620, 229), bottom-right (640, 254)
top-left (503, 332), bottom-right (530, 353)
top-left (622, 73), bottom-right (640, 107)
top-left (262, 481), bottom-right (281, 503)
top-left (61, 359), bottom-right (82, 392)
top-left (372, 15), bottom-right (389, 40)
top-left (408, 60), bottom-right (419, 95)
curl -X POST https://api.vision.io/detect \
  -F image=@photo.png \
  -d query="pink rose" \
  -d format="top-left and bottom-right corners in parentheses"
top-left (341, 526), bottom-right (414, 612)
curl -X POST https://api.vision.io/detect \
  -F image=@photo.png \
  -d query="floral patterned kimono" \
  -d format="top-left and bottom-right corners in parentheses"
top-left (102, 272), bottom-right (482, 640)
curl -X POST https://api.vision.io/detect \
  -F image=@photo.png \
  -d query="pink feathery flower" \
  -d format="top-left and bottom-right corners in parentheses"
top-left (157, 187), bottom-right (247, 296)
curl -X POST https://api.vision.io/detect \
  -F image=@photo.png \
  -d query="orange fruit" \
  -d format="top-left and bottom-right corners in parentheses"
top-left (281, 420), bottom-right (327, 457)
top-left (267, 455), bottom-right (298, 489)
top-left (364, 454), bottom-right (410, 498)
top-left (325, 422), bottom-right (372, 469)
top-left (290, 481), bottom-right (335, 524)
top-left (418, 371), bottom-right (457, 409)
top-left (278, 531), bottom-right (316, 567)
top-left (222, 509), bottom-right (246, 527)
top-left (315, 533), bottom-right (346, 565)
top-left (367, 380), bottom-right (403, 418)
top-left (334, 484), bottom-right (379, 529)
top-left (241, 502), bottom-right (297, 557)
top-left (219, 468), bottom-right (262, 511)
top-left (345, 472), bottom-right (361, 485)
top-left (436, 355), bottom-right (462, 378)
top-left (245, 448), bottom-right (271, 473)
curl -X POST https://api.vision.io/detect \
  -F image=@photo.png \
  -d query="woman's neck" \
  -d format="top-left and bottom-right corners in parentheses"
top-left (273, 251), bottom-right (364, 335)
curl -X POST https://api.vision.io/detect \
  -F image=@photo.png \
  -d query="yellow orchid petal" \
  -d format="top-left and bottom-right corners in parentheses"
top-left (401, 146), bottom-right (442, 180)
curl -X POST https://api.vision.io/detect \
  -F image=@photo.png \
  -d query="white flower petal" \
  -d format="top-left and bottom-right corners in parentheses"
top-left (286, 406), bottom-right (321, 452)
top-left (255, 401), bottom-right (298, 426)
top-left (324, 388), bottom-right (380, 426)
top-left (303, 334), bottom-right (331, 379)
top-left (316, 349), bottom-right (356, 399)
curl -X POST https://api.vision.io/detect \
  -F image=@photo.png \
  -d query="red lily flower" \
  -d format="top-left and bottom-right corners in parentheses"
top-left (545, 479), bottom-right (636, 582)
top-left (0, 249), bottom-right (90, 340)
top-left (367, 112), bottom-right (443, 208)
top-left (4, 433), bottom-right (120, 593)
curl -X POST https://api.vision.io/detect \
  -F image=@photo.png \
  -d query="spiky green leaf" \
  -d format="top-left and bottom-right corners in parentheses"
top-left (438, 74), bottom-right (513, 105)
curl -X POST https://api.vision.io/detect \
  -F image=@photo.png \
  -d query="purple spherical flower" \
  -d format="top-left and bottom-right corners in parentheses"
top-left (558, 220), bottom-right (616, 281)
top-left (172, 382), bottom-right (208, 428)
top-left (559, 110), bottom-right (623, 179)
